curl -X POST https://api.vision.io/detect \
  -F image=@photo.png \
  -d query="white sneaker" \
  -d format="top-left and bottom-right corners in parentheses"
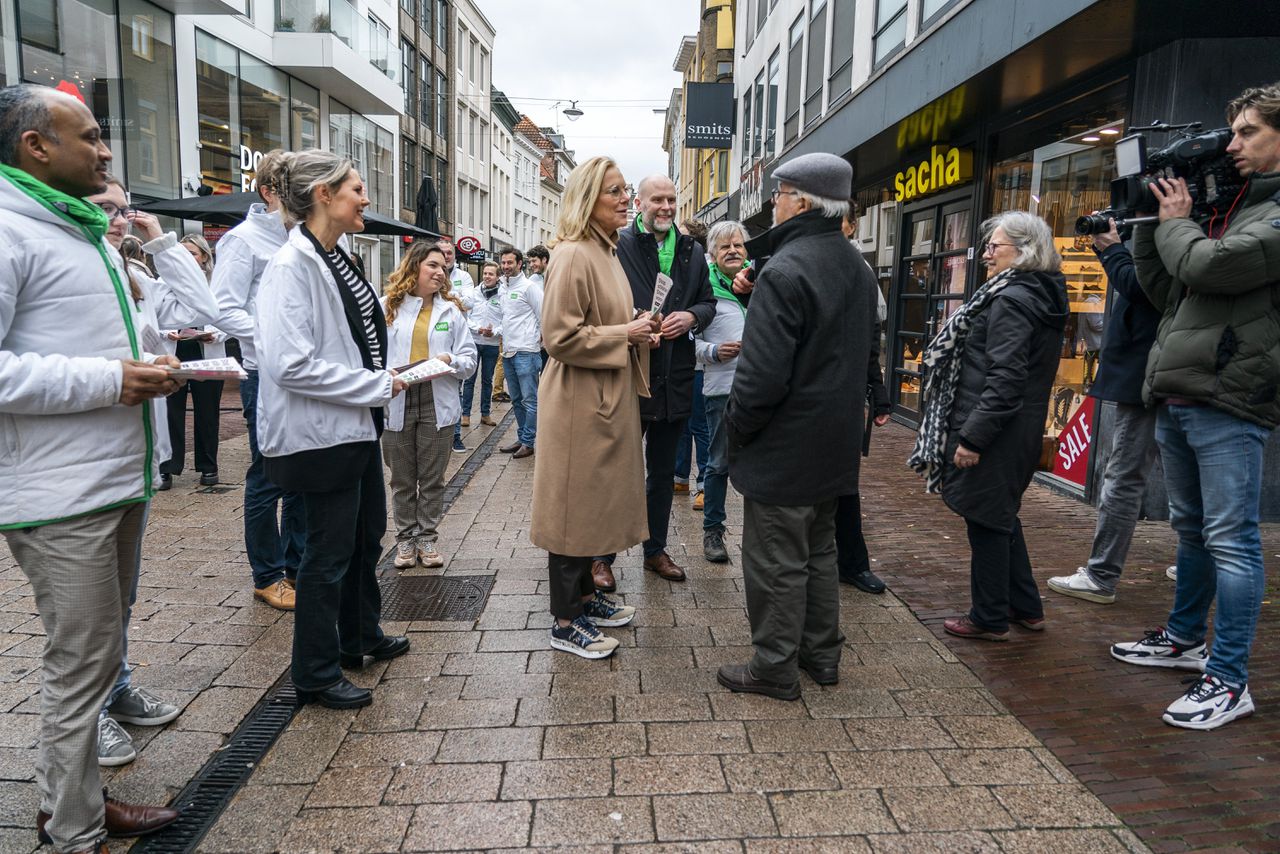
top-left (1047, 567), bottom-right (1116, 604)
top-left (418, 540), bottom-right (445, 568)
top-left (394, 540), bottom-right (417, 569)
top-left (1163, 674), bottom-right (1254, 730)
top-left (1111, 627), bottom-right (1208, 671)
top-left (98, 716), bottom-right (136, 767)
top-left (1166, 564), bottom-right (1177, 581)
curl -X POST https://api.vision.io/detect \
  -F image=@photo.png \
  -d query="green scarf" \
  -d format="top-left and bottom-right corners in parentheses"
top-left (709, 262), bottom-right (748, 312)
top-left (636, 216), bottom-right (676, 277)
top-left (0, 163), bottom-right (109, 241)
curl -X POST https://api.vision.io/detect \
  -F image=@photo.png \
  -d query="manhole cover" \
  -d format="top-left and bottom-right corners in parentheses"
top-left (379, 575), bottom-right (495, 621)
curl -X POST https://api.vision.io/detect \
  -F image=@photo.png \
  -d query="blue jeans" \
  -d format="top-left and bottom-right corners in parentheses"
top-left (702, 393), bottom-right (729, 531)
top-left (1158, 404), bottom-right (1271, 688)
top-left (241, 370), bottom-right (305, 589)
top-left (504, 352), bottom-right (542, 448)
top-left (462, 344), bottom-right (500, 417)
top-left (675, 371), bottom-right (709, 487)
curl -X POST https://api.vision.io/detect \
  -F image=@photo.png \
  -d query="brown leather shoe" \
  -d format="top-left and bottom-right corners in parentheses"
top-left (38, 791), bottom-right (180, 844)
top-left (943, 615), bottom-right (1009, 641)
top-left (512, 445), bottom-right (534, 459)
top-left (499, 440), bottom-right (523, 454)
top-left (643, 552), bottom-right (686, 581)
top-left (460, 416), bottom-right (470, 427)
top-left (592, 559), bottom-right (616, 592)
top-left (716, 663), bottom-right (800, 701)
top-left (480, 415), bottom-right (497, 426)
top-left (672, 482), bottom-right (689, 494)
top-left (253, 579), bottom-right (295, 611)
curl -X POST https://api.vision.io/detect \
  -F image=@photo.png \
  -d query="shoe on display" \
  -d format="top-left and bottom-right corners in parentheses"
top-left (418, 541), bottom-right (445, 568)
top-left (1166, 564), bottom-right (1178, 581)
top-left (253, 579), bottom-right (295, 611)
top-left (582, 590), bottom-right (635, 627)
top-left (1047, 567), bottom-right (1116, 604)
top-left (452, 436), bottom-right (467, 453)
top-left (394, 540), bottom-right (418, 569)
top-left (703, 529), bottom-right (729, 563)
top-left (97, 717), bottom-right (136, 767)
top-left (107, 686), bottom-right (180, 727)
top-left (550, 615), bottom-right (619, 659)
top-left (199, 471), bottom-right (218, 486)
top-left (1111, 627), bottom-right (1208, 671)
top-left (1163, 674), bottom-right (1254, 730)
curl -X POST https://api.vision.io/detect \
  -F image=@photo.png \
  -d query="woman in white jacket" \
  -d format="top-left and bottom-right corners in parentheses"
top-left (255, 150), bottom-right (410, 710)
top-left (381, 241), bottom-right (477, 570)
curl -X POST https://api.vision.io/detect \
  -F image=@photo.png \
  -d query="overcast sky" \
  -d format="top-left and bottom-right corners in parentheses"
top-left (477, 0), bottom-right (698, 186)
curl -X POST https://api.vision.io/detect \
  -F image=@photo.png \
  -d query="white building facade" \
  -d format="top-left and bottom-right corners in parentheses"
top-left (452, 0), bottom-right (492, 248)
top-left (511, 129), bottom-right (542, 250)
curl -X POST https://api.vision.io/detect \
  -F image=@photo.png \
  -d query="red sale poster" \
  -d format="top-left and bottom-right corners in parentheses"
top-left (1051, 396), bottom-right (1097, 488)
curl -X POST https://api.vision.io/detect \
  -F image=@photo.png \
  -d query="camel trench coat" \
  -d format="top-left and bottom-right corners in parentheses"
top-left (530, 223), bottom-right (651, 556)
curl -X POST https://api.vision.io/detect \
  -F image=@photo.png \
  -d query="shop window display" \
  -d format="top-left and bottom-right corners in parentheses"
top-left (117, 0), bottom-right (178, 202)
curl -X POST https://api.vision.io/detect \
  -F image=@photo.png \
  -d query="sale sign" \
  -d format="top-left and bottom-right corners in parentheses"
top-left (1051, 396), bottom-right (1097, 488)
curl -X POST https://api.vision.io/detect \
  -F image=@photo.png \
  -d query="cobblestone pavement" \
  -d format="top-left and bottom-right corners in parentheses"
top-left (2, 397), bottom-right (1268, 851)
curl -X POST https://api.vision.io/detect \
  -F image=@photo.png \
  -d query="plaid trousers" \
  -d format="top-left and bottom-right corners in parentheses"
top-left (382, 382), bottom-right (453, 543)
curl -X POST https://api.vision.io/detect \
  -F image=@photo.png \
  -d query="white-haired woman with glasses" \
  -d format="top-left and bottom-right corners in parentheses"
top-left (909, 210), bottom-right (1069, 641)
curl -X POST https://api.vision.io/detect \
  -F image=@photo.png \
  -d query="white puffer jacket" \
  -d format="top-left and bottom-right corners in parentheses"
top-left (382, 293), bottom-right (478, 430)
top-left (254, 227), bottom-right (396, 457)
top-left (0, 172), bottom-right (157, 527)
top-left (211, 204), bottom-right (288, 370)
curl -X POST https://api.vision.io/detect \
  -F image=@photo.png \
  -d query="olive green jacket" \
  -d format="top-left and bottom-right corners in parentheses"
top-left (1134, 171), bottom-right (1280, 428)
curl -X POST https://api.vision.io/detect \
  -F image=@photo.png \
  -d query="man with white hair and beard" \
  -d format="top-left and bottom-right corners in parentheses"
top-left (591, 175), bottom-right (716, 592)
top-left (717, 153), bottom-right (876, 701)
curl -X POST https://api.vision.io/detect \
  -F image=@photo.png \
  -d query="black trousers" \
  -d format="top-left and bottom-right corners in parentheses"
top-left (966, 517), bottom-right (1042, 632)
top-left (548, 553), bottom-right (594, 620)
top-left (834, 493), bottom-right (870, 579)
top-left (161, 378), bottom-right (224, 475)
top-left (597, 417), bottom-right (686, 564)
top-left (292, 447), bottom-right (386, 691)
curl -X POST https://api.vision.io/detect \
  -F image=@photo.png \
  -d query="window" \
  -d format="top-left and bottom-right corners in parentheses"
top-left (921, 0), bottom-right (956, 26)
top-left (784, 16), bottom-right (803, 144)
top-left (436, 70), bottom-right (448, 137)
top-left (402, 136), bottom-right (416, 209)
top-left (456, 27), bottom-right (466, 72)
top-left (873, 0), bottom-right (907, 67)
top-left (437, 0), bottom-right (448, 47)
top-left (367, 15), bottom-right (390, 76)
top-left (765, 50), bottom-right (780, 157)
top-left (399, 0), bottom-right (413, 15)
top-left (437, 157), bottom-right (448, 221)
top-left (468, 111), bottom-right (477, 157)
top-left (804, 0), bottom-right (827, 128)
top-left (469, 36), bottom-right (477, 81)
top-left (717, 150), bottom-right (728, 193)
top-left (373, 127), bottom-right (393, 214)
top-left (328, 99), bottom-right (351, 162)
top-left (717, 61), bottom-right (733, 78)
top-left (752, 70), bottom-right (764, 159)
top-left (457, 105), bottom-right (465, 151)
top-left (480, 48), bottom-right (489, 91)
top-left (401, 39), bottom-right (415, 115)
top-left (419, 54), bottom-right (432, 125)
top-left (756, 0), bottom-right (768, 32)
top-left (828, 0), bottom-right (855, 100)
top-left (289, 79), bottom-right (319, 150)
top-left (741, 90), bottom-right (752, 169)
top-left (418, 0), bottom-right (431, 40)
top-left (420, 146), bottom-right (433, 199)
top-left (479, 120), bottom-right (487, 163)
top-left (118, 0), bottom-right (178, 199)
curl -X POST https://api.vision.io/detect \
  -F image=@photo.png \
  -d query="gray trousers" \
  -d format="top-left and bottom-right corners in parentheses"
top-left (3, 502), bottom-right (147, 852)
top-left (741, 498), bottom-right (845, 684)
top-left (1085, 402), bottom-right (1159, 591)
top-left (383, 382), bottom-right (453, 544)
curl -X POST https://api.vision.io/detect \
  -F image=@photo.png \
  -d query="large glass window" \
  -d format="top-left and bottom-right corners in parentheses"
top-left (402, 136), bottom-right (416, 210)
top-left (239, 53), bottom-right (288, 186)
top-left (418, 0), bottom-right (431, 41)
top-left (436, 0), bottom-right (447, 47)
top-left (290, 79), bottom-right (319, 150)
top-left (117, 0), bottom-right (178, 201)
top-left (436, 70), bottom-right (448, 137)
top-left (740, 89), bottom-right (752, 169)
top-left (828, 0), bottom-right (855, 101)
top-left (401, 39), bottom-right (415, 115)
top-left (372, 126), bottom-right (393, 214)
top-left (419, 54), bottom-right (432, 125)
top-left (436, 156), bottom-right (448, 223)
top-left (804, 0), bottom-right (827, 128)
top-left (755, 0), bottom-right (767, 32)
top-left (765, 50), bottom-right (780, 158)
top-left (873, 0), bottom-right (907, 67)
top-left (921, 0), bottom-right (956, 26)
top-left (784, 15), bottom-right (802, 144)
top-left (329, 98), bottom-right (351, 161)
top-left (195, 29), bottom-right (238, 191)
top-left (752, 70), bottom-right (764, 159)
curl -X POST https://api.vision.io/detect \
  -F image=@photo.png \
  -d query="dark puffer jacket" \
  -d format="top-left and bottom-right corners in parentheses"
top-left (1134, 172), bottom-right (1280, 428)
top-left (941, 270), bottom-right (1069, 532)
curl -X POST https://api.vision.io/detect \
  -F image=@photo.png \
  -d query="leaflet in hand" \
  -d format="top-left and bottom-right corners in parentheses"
top-left (164, 358), bottom-right (247, 381)
top-left (652, 272), bottom-right (673, 315)
top-left (175, 328), bottom-right (207, 340)
top-left (392, 358), bottom-right (453, 386)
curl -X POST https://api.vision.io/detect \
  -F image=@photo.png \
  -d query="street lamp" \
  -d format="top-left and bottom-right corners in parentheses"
top-left (562, 100), bottom-right (584, 120)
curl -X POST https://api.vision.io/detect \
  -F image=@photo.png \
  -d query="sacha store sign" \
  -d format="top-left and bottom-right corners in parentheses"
top-left (893, 145), bottom-right (972, 203)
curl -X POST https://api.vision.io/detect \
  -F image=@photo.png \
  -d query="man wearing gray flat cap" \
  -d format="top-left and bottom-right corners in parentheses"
top-left (717, 152), bottom-right (878, 700)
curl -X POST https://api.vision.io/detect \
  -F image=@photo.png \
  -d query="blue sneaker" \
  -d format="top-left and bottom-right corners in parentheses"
top-left (582, 590), bottom-right (635, 627)
top-left (452, 436), bottom-right (467, 453)
top-left (550, 615), bottom-right (619, 659)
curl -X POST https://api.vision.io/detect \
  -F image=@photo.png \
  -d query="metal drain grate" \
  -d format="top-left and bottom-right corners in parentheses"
top-left (131, 675), bottom-right (298, 854)
top-left (379, 574), bottom-right (495, 621)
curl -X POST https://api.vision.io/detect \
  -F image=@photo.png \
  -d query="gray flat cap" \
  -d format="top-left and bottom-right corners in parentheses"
top-left (773, 152), bottom-right (852, 201)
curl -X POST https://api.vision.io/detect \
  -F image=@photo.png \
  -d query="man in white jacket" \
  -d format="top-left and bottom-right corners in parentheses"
top-left (211, 150), bottom-right (304, 612)
top-left (495, 247), bottom-right (543, 459)
top-left (0, 83), bottom-right (181, 854)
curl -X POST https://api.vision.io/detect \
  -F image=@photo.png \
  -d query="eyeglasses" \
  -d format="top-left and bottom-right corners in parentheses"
top-left (770, 188), bottom-right (800, 202)
top-left (982, 241), bottom-right (1019, 254)
top-left (98, 202), bottom-right (134, 221)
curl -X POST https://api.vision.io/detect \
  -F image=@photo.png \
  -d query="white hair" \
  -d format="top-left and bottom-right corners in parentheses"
top-left (706, 220), bottom-right (748, 254)
top-left (793, 188), bottom-right (850, 220)
top-left (982, 211), bottom-right (1062, 273)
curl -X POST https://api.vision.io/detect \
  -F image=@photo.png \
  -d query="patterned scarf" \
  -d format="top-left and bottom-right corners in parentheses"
top-left (908, 267), bottom-right (1017, 493)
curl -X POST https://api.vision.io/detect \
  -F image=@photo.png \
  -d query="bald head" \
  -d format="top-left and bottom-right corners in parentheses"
top-left (0, 83), bottom-right (111, 196)
top-left (636, 174), bottom-right (677, 235)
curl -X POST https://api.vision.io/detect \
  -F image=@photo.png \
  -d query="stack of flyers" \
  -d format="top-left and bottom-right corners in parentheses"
top-left (393, 358), bottom-right (453, 386)
top-left (651, 272), bottom-right (673, 315)
top-left (175, 328), bottom-right (209, 340)
top-left (164, 358), bottom-right (248, 381)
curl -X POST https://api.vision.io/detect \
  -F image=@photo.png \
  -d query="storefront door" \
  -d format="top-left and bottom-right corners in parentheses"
top-left (891, 195), bottom-right (973, 420)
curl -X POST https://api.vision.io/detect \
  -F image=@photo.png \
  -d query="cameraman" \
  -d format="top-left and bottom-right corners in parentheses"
top-left (1110, 83), bottom-right (1280, 731)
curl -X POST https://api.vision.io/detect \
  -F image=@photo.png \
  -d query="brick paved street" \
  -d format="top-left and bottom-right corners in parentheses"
top-left (1, 396), bottom-right (1274, 852)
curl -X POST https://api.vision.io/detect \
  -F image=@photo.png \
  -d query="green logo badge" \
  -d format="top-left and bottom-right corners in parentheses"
top-left (434, 321), bottom-right (449, 331)
top-left (510, 292), bottom-right (520, 300)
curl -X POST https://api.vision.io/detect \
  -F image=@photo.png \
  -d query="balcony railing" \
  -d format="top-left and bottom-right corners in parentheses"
top-left (276, 0), bottom-right (396, 82)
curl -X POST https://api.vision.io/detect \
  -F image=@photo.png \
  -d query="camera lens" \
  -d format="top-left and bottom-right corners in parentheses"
top-left (1074, 214), bottom-right (1110, 236)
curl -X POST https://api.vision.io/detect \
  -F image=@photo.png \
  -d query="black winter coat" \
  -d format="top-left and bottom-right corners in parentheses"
top-left (726, 211), bottom-right (875, 505)
top-left (1087, 243), bottom-right (1160, 406)
top-left (617, 220), bottom-right (716, 422)
top-left (942, 270), bottom-right (1069, 532)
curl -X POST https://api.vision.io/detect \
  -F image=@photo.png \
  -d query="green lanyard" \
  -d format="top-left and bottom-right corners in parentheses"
top-left (636, 217), bottom-right (676, 277)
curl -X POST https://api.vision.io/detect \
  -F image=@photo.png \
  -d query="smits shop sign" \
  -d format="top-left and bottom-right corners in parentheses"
top-left (684, 83), bottom-right (734, 149)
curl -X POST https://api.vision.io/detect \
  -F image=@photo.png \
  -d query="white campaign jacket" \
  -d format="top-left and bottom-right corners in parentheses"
top-left (382, 293), bottom-right (477, 431)
top-left (457, 282), bottom-right (503, 347)
top-left (497, 273), bottom-right (544, 355)
top-left (254, 227), bottom-right (395, 457)
top-left (0, 172), bottom-right (162, 527)
top-left (211, 204), bottom-right (288, 370)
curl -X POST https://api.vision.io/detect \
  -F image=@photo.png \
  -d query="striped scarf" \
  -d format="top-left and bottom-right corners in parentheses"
top-left (908, 267), bottom-right (1017, 493)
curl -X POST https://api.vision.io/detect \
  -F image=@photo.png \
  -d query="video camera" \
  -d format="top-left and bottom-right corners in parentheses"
top-left (1074, 121), bottom-right (1244, 236)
